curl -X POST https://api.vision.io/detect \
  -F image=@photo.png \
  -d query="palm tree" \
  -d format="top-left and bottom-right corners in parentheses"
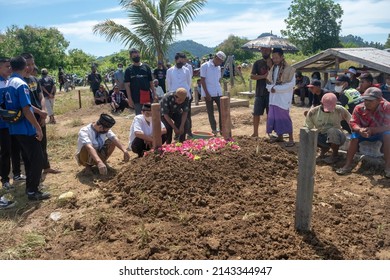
top-left (93, 0), bottom-right (207, 62)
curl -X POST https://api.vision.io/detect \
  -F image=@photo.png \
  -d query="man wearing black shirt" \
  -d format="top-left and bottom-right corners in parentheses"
top-left (22, 53), bottom-right (60, 175)
top-left (153, 61), bottom-right (167, 93)
top-left (124, 48), bottom-right (157, 115)
top-left (87, 66), bottom-right (102, 97)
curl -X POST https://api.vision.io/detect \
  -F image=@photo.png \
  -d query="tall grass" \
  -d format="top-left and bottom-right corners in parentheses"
top-left (54, 88), bottom-right (95, 116)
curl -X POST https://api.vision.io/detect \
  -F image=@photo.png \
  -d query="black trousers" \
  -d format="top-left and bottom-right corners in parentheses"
top-left (0, 128), bottom-right (24, 182)
top-left (185, 97), bottom-right (193, 135)
top-left (131, 136), bottom-right (167, 157)
top-left (14, 135), bottom-right (44, 193)
top-left (162, 113), bottom-right (185, 144)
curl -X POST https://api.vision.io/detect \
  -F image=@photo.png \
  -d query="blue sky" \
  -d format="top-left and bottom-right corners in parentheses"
top-left (0, 0), bottom-right (389, 57)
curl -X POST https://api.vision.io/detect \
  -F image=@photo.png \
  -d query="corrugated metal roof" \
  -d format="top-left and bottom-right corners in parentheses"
top-left (292, 48), bottom-right (390, 74)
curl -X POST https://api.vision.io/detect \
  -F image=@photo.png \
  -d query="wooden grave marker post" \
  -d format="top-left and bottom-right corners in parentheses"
top-left (151, 103), bottom-right (162, 149)
top-left (295, 127), bottom-right (318, 231)
top-left (78, 90), bottom-right (82, 109)
top-left (220, 96), bottom-right (232, 139)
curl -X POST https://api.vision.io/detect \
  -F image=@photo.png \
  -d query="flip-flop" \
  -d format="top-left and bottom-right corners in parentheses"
top-left (285, 141), bottom-right (295, 147)
top-left (336, 167), bottom-right (352, 175)
top-left (270, 137), bottom-right (284, 143)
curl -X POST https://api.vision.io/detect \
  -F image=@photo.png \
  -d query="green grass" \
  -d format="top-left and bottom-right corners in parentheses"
top-left (54, 88), bottom-right (95, 116)
top-left (1, 232), bottom-right (46, 260)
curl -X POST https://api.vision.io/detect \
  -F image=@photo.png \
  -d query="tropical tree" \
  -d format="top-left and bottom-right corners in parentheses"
top-left (93, 0), bottom-right (206, 63)
top-left (281, 0), bottom-right (343, 54)
top-left (384, 34), bottom-right (390, 49)
top-left (216, 35), bottom-right (255, 62)
top-left (0, 25), bottom-right (69, 69)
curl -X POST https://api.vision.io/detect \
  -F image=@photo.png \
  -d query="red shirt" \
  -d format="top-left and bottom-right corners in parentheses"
top-left (350, 99), bottom-right (390, 131)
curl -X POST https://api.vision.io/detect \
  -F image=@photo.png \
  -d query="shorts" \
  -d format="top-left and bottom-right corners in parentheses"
top-left (351, 130), bottom-right (390, 142)
top-left (317, 128), bottom-right (346, 148)
top-left (253, 95), bottom-right (269, 116)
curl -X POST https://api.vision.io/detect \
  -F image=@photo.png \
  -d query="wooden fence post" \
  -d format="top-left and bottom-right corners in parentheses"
top-left (220, 96), bottom-right (231, 139)
top-left (151, 103), bottom-right (162, 149)
top-left (223, 80), bottom-right (228, 96)
top-left (78, 90), bottom-right (82, 109)
top-left (295, 127), bottom-right (318, 231)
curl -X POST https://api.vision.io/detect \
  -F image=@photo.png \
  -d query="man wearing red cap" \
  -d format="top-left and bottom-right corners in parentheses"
top-left (337, 87), bottom-right (390, 178)
top-left (305, 93), bottom-right (351, 164)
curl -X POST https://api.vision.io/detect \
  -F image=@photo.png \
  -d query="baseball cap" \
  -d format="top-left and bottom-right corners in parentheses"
top-left (321, 93), bottom-right (337, 112)
top-left (215, 51), bottom-right (226, 61)
top-left (361, 87), bottom-right (383, 100)
top-left (307, 80), bottom-right (321, 88)
top-left (98, 113), bottom-right (116, 128)
top-left (336, 75), bottom-right (350, 83)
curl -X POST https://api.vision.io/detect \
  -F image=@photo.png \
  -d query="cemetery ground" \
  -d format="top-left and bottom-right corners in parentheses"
top-left (0, 88), bottom-right (389, 260)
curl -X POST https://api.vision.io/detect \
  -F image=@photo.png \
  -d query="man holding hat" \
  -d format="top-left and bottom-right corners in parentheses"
top-left (305, 93), bottom-right (351, 164)
top-left (200, 50), bottom-right (226, 136)
top-left (336, 87), bottom-right (390, 177)
top-left (128, 103), bottom-right (167, 157)
top-left (76, 113), bottom-right (130, 175)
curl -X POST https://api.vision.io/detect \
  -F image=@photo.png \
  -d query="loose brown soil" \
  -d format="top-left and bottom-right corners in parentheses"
top-left (1, 101), bottom-right (390, 260)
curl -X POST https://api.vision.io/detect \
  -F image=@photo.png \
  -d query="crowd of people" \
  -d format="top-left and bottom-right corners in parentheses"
top-left (1, 47), bottom-right (390, 209)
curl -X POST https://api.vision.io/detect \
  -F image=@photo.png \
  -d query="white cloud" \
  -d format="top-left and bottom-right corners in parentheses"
top-left (71, 6), bottom-right (123, 19)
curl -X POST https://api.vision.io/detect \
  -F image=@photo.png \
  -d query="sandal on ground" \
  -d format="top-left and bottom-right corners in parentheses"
top-left (323, 156), bottom-right (340, 164)
top-left (285, 141), bottom-right (295, 147)
top-left (385, 169), bottom-right (390, 179)
top-left (270, 137), bottom-right (284, 143)
top-left (336, 167), bottom-right (352, 175)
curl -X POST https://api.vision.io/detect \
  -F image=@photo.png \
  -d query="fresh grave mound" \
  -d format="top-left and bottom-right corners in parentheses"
top-left (100, 137), bottom-right (389, 260)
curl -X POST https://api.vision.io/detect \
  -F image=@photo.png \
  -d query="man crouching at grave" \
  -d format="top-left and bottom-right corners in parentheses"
top-left (305, 93), bottom-right (351, 164)
top-left (160, 87), bottom-right (189, 144)
top-left (76, 113), bottom-right (130, 175)
top-left (336, 87), bottom-right (390, 178)
top-left (128, 103), bottom-right (167, 157)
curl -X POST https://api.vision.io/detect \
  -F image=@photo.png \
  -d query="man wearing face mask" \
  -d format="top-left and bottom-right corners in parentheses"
top-left (250, 47), bottom-right (273, 137)
top-left (166, 52), bottom-right (192, 138)
top-left (160, 88), bottom-right (189, 144)
top-left (324, 70), bottom-right (337, 93)
top-left (128, 103), bottom-right (167, 157)
top-left (335, 75), bottom-right (363, 133)
top-left (200, 51), bottom-right (226, 136)
top-left (76, 113), bottom-right (130, 175)
top-left (305, 93), bottom-right (351, 164)
top-left (114, 63), bottom-right (126, 94)
top-left (346, 66), bottom-right (360, 89)
top-left (124, 48), bottom-right (157, 115)
top-left (87, 66), bottom-right (102, 97)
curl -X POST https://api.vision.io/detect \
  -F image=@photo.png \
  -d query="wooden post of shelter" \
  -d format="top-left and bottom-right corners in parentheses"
top-left (295, 127), bottom-right (318, 231)
top-left (78, 90), bottom-right (82, 109)
top-left (249, 79), bottom-right (252, 93)
top-left (229, 56), bottom-right (234, 87)
top-left (220, 96), bottom-right (231, 139)
top-left (194, 86), bottom-right (199, 106)
top-left (151, 103), bottom-right (162, 149)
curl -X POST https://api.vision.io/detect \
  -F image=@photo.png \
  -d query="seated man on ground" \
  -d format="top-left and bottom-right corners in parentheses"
top-left (128, 103), bottom-right (167, 157)
top-left (111, 85), bottom-right (129, 113)
top-left (336, 87), bottom-right (390, 178)
top-left (305, 93), bottom-right (351, 164)
top-left (293, 71), bottom-right (310, 106)
top-left (76, 113), bottom-right (130, 175)
top-left (94, 85), bottom-right (108, 105)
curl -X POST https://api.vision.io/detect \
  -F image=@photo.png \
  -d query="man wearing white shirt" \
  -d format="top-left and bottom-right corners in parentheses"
top-left (128, 103), bottom-right (167, 157)
top-left (76, 113), bottom-right (130, 175)
top-left (265, 48), bottom-right (296, 147)
top-left (200, 51), bottom-right (226, 135)
top-left (166, 52), bottom-right (192, 137)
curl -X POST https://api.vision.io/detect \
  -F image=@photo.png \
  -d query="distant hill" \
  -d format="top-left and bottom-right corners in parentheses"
top-left (167, 40), bottom-right (215, 62)
top-left (340, 34), bottom-right (384, 49)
